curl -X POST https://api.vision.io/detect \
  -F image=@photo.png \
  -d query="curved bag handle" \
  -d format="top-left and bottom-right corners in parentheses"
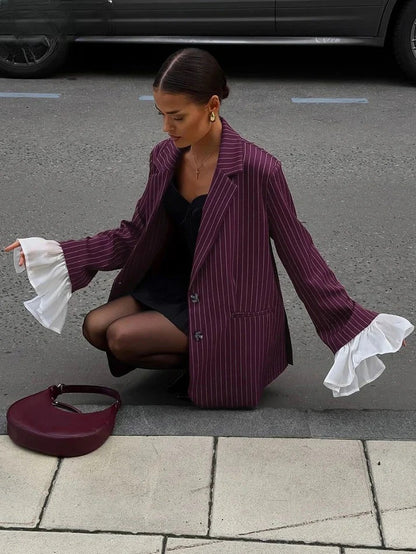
top-left (50, 383), bottom-right (121, 409)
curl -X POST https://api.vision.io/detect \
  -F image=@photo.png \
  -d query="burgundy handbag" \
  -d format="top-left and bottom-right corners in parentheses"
top-left (6, 384), bottom-right (121, 457)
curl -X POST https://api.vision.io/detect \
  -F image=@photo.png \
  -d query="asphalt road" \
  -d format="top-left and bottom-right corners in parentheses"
top-left (0, 43), bottom-right (415, 414)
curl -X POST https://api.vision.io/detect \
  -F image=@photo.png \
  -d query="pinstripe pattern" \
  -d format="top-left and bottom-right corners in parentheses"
top-left (60, 119), bottom-right (378, 409)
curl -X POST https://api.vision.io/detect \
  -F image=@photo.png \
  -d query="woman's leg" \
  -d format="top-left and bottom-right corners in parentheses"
top-left (83, 296), bottom-right (188, 369)
top-left (82, 295), bottom-right (144, 351)
top-left (106, 310), bottom-right (189, 368)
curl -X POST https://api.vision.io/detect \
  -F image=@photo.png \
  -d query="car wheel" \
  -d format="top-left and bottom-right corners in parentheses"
top-left (392, 0), bottom-right (416, 83)
top-left (0, 35), bottom-right (68, 78)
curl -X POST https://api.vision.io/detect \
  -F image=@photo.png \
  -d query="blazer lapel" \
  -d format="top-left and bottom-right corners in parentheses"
top-left (147, 140), bottom-right (181, 225)
top-left (190, 118), bottom-right (243, 285)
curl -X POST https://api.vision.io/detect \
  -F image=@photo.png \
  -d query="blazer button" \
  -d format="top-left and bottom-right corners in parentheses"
top-left (190, 293), bottom-right (199, 303)
top-left (194, 331), bottom-right (203, 341)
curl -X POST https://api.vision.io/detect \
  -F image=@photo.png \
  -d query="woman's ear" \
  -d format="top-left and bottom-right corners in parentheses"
top-left (208, 94), bottom-right (220, 112)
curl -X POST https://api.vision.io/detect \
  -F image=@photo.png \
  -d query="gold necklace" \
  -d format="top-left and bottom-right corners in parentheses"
top-left (190, 149), bottom-right (217, 180)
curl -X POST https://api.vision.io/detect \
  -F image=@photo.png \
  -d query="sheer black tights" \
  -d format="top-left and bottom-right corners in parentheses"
top-left (82, 295), bottom-right (189, 369)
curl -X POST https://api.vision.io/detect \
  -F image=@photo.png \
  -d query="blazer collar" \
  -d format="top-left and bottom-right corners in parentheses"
top-left (153, 117), bottom-right (244, 176)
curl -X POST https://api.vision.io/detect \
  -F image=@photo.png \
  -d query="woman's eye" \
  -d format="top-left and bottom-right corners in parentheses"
top-left (156, 111), bottom-right (182, 121)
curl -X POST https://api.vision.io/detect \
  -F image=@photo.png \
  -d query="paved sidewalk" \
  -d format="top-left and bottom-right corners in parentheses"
top-left (1, 432), bottom-right (416, 553)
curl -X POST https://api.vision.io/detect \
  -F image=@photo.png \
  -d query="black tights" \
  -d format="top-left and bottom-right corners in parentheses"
top-left (82, 295), bottom-right (189, 370)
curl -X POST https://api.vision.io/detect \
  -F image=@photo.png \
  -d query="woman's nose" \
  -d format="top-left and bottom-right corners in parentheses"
top-left (163, 117), bottom-right (174, 133)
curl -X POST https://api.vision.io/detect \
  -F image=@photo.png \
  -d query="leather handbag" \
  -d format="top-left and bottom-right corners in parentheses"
top-left (6, 384), bottom-right (121, 457)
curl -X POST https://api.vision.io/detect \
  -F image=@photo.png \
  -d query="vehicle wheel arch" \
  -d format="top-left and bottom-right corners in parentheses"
top-left (383, 0), bottom-right (416, 83)
top-left (383, 0), bottom-right (415, 45)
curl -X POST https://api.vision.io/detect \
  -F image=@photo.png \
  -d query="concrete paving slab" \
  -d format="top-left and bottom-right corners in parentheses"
top-left (0, 530), bottom-right (162, 553)
top-left (0, 436), bottom-right (57, 528)
top-left (211, 438), bottom-right (380, 546)
top-left (41, 436), bottom-right (213, 535)
top-left (166, 537), bottom-right (339, 552)
top-left (366, 441), bottom-right (416, 549)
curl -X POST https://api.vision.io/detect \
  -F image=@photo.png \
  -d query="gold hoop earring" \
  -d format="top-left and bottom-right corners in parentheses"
top-left (209, 111), bottom-right (216, 122)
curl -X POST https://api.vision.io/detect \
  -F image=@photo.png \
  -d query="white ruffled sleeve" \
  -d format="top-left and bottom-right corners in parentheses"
top-left (13, 237), bottom-right (72, 334)
top-left (324, 313), bottom-right (414, 397)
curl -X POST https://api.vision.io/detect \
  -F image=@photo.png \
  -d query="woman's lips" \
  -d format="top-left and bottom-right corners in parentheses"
top-left (169, 135), bottom-right (181, 141)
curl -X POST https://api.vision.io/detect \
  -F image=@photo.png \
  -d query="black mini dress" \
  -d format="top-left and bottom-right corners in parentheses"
top-left (130, 178), bottom-right (208, 335)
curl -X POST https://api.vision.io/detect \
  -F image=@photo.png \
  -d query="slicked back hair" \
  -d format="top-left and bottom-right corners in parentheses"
top-left (153, 48), bottom-right (230, 105)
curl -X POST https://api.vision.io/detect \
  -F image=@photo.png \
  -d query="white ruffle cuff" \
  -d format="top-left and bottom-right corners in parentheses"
top-left (14, 237), bottom-right (72, 334)
top-left (324, 313), bottom-right (414, 397)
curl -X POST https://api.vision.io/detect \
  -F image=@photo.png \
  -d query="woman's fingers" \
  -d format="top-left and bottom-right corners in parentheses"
top-left (4, 240), bottom-right (20, 252)
top-left (4, 240), bottom-right (25, 267)
top-left (402, 339), bottom-right (407, 347)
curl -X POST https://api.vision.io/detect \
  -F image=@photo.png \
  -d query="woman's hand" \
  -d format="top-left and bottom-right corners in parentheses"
top-left (4, 240), bottom-right (25, 268)
top-left (402, 339), bottom-right (407, 347)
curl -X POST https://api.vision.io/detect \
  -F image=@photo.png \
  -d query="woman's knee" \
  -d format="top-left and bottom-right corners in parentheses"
top-left (106, 321), bottom-right (131, 358)
top-left (106, 311), bottom-right (189, 361)
top-left (82, 310), bottom-right (107, 349)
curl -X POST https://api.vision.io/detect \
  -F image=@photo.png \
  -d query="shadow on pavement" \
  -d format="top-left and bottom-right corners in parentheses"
top-left (59, 42), bottom-right (411, 87)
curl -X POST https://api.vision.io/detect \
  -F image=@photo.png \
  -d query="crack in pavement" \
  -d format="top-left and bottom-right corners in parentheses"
top-left (381, 505), bottom-right (416, 514)
top-left (166, 539), bottom-right (225, 551)
top-left (237, 510), bottom-right (374, 536)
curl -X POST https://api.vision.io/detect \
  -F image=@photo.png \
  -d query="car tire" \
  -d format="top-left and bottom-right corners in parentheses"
top-left (392, 0), bottom-right (416, 83)
top-left (0, 35), bottom-right (69, 78)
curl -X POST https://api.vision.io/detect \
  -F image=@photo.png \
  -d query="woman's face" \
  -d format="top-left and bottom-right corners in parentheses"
top-left (153, 89), bottom-right (214, 148)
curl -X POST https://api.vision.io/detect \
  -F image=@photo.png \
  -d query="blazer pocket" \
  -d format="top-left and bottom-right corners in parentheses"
top-left (231, 308), bottom-right (274, 318)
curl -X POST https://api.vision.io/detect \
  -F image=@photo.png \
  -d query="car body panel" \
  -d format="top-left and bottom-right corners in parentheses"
top-left (0, 0), bottom-right (408, 42)
top-left (0, 1), bottom-right (110, 35)
top-left (109, 1), bottom-right (276, 35)
top-left (275, 0), bottom-right (386, 36)
top-left (377, 0), bottom-right (402, 36)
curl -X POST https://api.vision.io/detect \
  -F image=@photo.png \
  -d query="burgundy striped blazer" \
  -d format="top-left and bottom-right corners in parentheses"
top-left (60, 118), bottom-right (378, 409)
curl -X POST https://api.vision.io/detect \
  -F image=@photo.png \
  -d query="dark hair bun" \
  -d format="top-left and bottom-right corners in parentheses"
top-left (221, 84), bottom-right (230, 100)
